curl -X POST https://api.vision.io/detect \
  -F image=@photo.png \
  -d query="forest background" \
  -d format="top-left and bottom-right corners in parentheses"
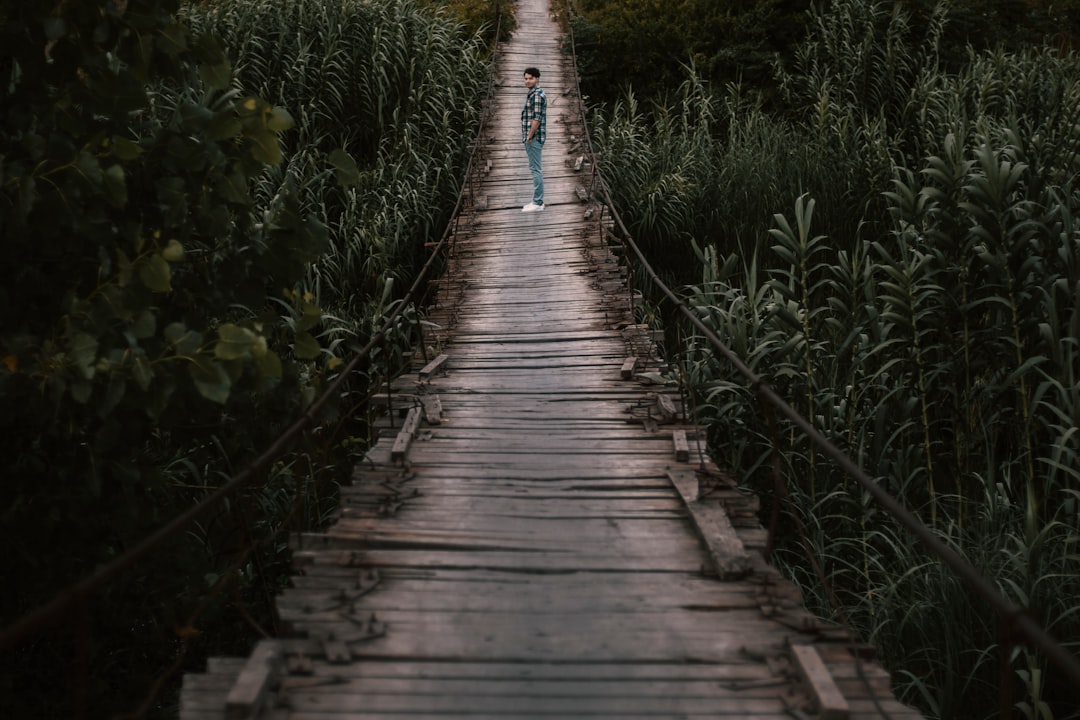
top-left (2, 0), bottom-right (1079, 718)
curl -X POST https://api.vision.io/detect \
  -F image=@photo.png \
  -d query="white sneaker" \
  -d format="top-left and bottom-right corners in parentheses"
top-left (522, 202), bottom-right (545, 212)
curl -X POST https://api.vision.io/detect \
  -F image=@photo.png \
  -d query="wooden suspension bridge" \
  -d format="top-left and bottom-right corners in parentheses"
top-left (180, 1), bottom-right (923, 717)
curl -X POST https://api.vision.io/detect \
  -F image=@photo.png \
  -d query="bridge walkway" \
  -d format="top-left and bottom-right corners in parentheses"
top-left (179, 1), bottom-right (922, 718)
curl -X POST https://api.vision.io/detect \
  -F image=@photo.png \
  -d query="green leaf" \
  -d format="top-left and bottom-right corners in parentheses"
top-left (43, 16), bottom-right (67, 40)
top-left (266, 107), bottom-right (294, 132)
top-left (298, 302), bottom-right (322, 332)
top-left (69, 333), bottom-right (99, 380)
top-left (70, 379), bottom-right (92, 404)
top-left (132, 309), bottom-right (156, 339)
top-left (76, 151), bottom-right (103, 186)
top-left (199, 60), bottom-right (232, 91)
top-left (156, 176), bottom-right (187, 224)
top-left (255, 350), bottom-right (282, 382)
top-left (180, 103), bottom-right (214, 132)
top-left (162, 239), bottom-right (184, 262)
top-left (103, 164), bottom-right (127, 207)
top-left (189, 355), bottom-right (231, 404)
top-left (139, 254), bottom-right (172, 292)
top-left (100, 374), bottom-right (126, 417)
top-left (293, 331), bottom-right (321, 359)
top-left (146, 376), bottom-right (175, 419)
top-left (206, 111), bottom-right (242, 142)
top-left (214, 323), bottom-right (257, 360)
top-left (18, 175), bottom-right (36, 217)
top-left (165, 323), bottom-right (202, 356)
top-left (131, 354), bottom-right (154, 391)
top-left (111, 136), bottom-right (144, 160)
top-left (215, 170), bottom-right (250, 204)
top-left (191, 32), bottom-right (227, 65)
top-left (157, 23), bottom-right (189, 56)
top-left (329, 148), bottom-right (361, 187)
top-left (248, 128), bottom-right (282, 165)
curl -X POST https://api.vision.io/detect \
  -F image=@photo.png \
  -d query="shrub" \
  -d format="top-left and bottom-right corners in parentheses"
top-left (591, 1), bottom-right (1080, 716)
top-left (0, 0), bottom-right (491, 716)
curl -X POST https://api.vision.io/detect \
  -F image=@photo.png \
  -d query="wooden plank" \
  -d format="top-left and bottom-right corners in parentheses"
top-left (263, 657), bottom-right (778, 682)
top-left (673, 429), bottom-right (690, 461)
top-left (207, 657), bottom-right (248, 674)
top-left (390, 407), bottom-right (423, 462)
top-left (282, 691), bottom-right (788, 714)
top-left (322, 637), bottom-right (351, 664)
top-left (620, 356), bottom-right (639, 379)
top-left (419, 394), bottom-right (442, 424)
top-left (292, 545), bottom-right (707, 573)
top-left (418, 352), bottom-right (448, 379)
top-left (279, 674), bottom-right (780, 698)
top-left (667, 469), bottom-right (751, 580)
top-left (224, 640), bottom-right (282, 720)
top-left (271, 622), bottom-right (788, 665)
top-left (790, 644), bottom-right (851, 720)
top-left (285, 571), bottom-right (760, 609)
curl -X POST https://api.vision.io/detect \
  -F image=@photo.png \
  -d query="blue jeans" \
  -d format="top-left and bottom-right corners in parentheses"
top-left (525, 139), bottom-right (544, 205)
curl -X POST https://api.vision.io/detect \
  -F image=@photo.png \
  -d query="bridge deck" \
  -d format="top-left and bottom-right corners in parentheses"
top-left (180, 1), bottom-right (921, 718)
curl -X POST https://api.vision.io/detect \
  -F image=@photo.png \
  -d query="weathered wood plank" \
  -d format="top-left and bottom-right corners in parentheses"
top-left (268, 658), bottom-right (777, 682)
top-left (224, 640), bottom-right (282, 720)
top-left (791, 644), bottom-right (851, 720)
top-left (293, 545), bottom-right (706, 573)
top-left (673, 429), bottom-right (690, 461)
top-left (282, 692), bottom-right (789, 715)
top-left (419, 394), bottom-right (442, 424)
top-left (390, 407), bottom-right (422, 462)
top-left (418, 353), bottom-right (448, 379)
top-left (668, 470), bottom-right (752, 580)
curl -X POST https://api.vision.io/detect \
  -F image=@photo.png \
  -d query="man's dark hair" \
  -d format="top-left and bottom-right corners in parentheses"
top-left (524, 67), bottom-right (541, 78)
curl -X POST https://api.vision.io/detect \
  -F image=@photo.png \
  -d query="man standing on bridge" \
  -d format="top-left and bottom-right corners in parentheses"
top-left (521, 67), bottom-right (547, 212)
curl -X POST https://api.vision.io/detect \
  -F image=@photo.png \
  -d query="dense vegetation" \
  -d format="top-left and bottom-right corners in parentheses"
top-left (579, 0), bottom-right (1080, 717)
top-left (570, 0), bottom-right (1080, 108)
top-left (0, 0), bottom-right (490, 716)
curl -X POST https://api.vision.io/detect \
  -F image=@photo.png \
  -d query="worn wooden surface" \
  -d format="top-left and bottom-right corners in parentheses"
top-left (180, 1), bottom-right (922, 718)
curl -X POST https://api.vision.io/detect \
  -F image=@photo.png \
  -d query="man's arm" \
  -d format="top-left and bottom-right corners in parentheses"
top-left (527, 118), bottom-right (540, 142)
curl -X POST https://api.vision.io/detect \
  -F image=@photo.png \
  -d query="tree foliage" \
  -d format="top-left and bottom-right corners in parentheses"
top-left (1, 0), bottom-right (329, 714)
top-left (0, 0), bottom-right (490, 717)
top-left (569, 0), bottom-right (1080, 108)
top-left (568, 0), bottom-right (812, 105)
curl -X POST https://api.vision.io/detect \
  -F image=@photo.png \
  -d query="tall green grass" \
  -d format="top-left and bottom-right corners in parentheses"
top-left (185, 0), bottom-right (488, 323)
top-left (594, 0), bottom-right (1080, 716)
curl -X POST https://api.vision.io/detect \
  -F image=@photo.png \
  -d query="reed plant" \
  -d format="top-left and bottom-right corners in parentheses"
top-left (184, 0), bottom-right (488, 322)
top-left (595, 0), bottom-right (1080, 716)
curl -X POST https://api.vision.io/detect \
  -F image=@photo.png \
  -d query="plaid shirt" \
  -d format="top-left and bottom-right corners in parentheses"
top-left (521, 86), bottom-right (547, 144)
